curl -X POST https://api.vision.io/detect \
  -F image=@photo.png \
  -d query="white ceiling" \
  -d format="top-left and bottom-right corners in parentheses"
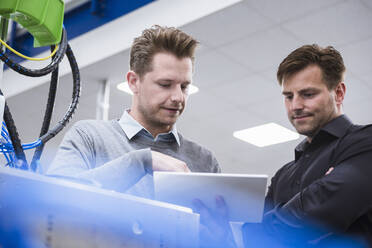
top-left (3, 0), bottom-right (372, 178)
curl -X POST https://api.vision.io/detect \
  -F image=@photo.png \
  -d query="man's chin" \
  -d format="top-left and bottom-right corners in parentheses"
top-left (158, 118), bottom-right (177, 127)
top-left (163, 114), bottom-right (180, 122)
top-left (295, 127), bottom-right (315, 137)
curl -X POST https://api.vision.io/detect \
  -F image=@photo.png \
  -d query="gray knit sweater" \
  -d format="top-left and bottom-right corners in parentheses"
top-left (46, 120), bottom-right (220, 198)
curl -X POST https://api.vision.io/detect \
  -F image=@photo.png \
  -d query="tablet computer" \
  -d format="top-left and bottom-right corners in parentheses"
top-left (154, 172), bottom-right (268, 222)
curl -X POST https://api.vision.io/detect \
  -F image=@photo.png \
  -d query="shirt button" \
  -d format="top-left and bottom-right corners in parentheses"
top-left (305, 154), bottom-right (310, 158)
top-left (295, 180), bottom-right (300, 185)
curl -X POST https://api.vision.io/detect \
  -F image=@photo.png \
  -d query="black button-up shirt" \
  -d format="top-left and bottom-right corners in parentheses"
top-left (243, 115), bottom-right (372, 247)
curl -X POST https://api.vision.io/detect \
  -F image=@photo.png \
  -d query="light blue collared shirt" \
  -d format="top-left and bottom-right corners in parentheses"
top-left (118, 110), bottom-right (180, 146)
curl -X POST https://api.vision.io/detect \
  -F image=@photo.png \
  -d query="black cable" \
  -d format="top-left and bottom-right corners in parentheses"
top-left (0, 31), bottom-right (80, 171)
top-left (0, 29), bottom-right (67, 77)
top-left (40, 44), bottom-right (81, 143)
top-left (30, 46), bottom-right (59, 171)
top-left (0, 90), bottom-right (28, 170)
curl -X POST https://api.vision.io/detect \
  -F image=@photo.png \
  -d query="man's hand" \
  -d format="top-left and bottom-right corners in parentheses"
top-left (151, 151), bottom-right (190, 172)
top-left (192, 196), bottom-right (236, 248)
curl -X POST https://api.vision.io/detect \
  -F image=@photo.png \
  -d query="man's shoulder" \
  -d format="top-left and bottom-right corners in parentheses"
top-left (72, 119), bottom-right (118, 131)
top-left (342, 123), bottom-right (372, 145)
top-left (350, 123), bottom-right (372, 134)
top-left (333, 123), bottom-right (372, 163)
top-left (68, 119), bottom-right (121, 138)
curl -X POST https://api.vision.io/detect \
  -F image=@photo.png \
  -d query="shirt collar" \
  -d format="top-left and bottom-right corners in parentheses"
top-left (294, 115), bottom-right (353, 160)
top-left (118, 110), bottom-right (180, 146)
top-left (321, 114), bottom-right (353, 138)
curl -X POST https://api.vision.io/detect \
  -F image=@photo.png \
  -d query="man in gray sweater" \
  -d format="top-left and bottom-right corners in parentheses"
top-left (46, 25), bottom-right (220, 198)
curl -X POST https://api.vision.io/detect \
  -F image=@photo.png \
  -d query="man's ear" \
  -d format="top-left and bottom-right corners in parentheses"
top-left (334, 82), bottom-right (346, 105)
top-left (127, 71), bottom-right (140, 94)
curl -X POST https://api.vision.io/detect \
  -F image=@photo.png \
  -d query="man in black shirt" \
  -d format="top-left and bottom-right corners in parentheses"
top-left (242, 45), bottom-right (372, 247)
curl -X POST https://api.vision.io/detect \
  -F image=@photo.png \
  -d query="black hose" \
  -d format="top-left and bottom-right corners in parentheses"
top-left (0, 31), bottom-right (80, 171)
top-left (30, 46), bottom-right (59, 171)
top-left (40, 44), bottom-right (81, 143)
top-left (0, 29), bottom-right (67, 77)
top-left (0, 90), bottom-right (28, 170)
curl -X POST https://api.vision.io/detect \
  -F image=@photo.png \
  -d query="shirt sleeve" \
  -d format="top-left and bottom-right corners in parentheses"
top-left (46, 123), bottom-right (152, 193)
top-left (262, 128), bottom-right (372, 242)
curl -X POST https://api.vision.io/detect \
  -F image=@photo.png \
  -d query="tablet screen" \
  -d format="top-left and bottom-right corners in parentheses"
top-left (154, 172), bottom-right (268, 222)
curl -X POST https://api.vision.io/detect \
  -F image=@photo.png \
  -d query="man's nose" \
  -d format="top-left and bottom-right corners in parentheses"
top-left (291, 95), bottom-right (304, 111)
top-left (170, 86), bottom-right (184, 103)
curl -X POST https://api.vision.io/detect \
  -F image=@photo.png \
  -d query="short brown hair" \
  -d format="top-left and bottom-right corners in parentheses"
top-left (129, 25), bottom-right (198, 77)
top-left (277, 44), bottom-right (345, 89)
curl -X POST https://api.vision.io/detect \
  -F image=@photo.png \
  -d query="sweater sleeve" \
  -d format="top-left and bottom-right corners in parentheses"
top-left (46, 123), bottom-right (152, 193)
top-left (212, 155), bottom-right (221, 173)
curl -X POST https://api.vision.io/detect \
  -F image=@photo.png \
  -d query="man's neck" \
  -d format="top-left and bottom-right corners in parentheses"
top-left (146, 125), bottom-right (173, 138)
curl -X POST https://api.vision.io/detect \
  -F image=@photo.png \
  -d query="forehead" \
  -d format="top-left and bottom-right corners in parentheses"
top-left (282, 65), bottom-right (327, 92)
top-left (148, 52), bottom-right (193, 79)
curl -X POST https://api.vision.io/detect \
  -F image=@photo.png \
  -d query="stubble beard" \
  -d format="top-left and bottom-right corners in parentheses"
top-left (292, 117), bottom-right (319, 138)
top-left (138, 104), bottom-right (177, 131)
top-left (290, 101), bottom-right (338, 139)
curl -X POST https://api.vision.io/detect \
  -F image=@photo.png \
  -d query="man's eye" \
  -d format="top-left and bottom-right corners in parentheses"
top-left (285, 95), bottom-right (293, 100)
top-left (181, 85), bottom-right (189, 90)
top-left (159, 84), bottom-right (170, 88)
top-left (303, 93), bottom-right (314, 98)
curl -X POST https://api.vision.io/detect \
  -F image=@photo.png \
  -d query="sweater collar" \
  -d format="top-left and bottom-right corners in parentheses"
top-left (118, 109), bottom-right (180, 146)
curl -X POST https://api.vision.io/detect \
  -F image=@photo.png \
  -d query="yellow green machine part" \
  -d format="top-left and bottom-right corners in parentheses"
top-left (0, 0), bottom-right (64, 47)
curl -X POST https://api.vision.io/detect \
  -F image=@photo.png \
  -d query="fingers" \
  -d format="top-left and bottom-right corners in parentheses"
top-left (192, 197), bottom-right (228, 219)
top-left (195, 198), bottom-right (234, 247)
top-left (151, 151), bottom-right (190, 172)
top-left (182, 163), bottom-right (191, 172)
top-left (192, 198), bottom-right (213, 224)
top-left (171, 160), bottom-right (189, 172)
top-left (192, 199), bottom-right (210, 216)
top-left (215, 195), bottom-right (228, 219)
